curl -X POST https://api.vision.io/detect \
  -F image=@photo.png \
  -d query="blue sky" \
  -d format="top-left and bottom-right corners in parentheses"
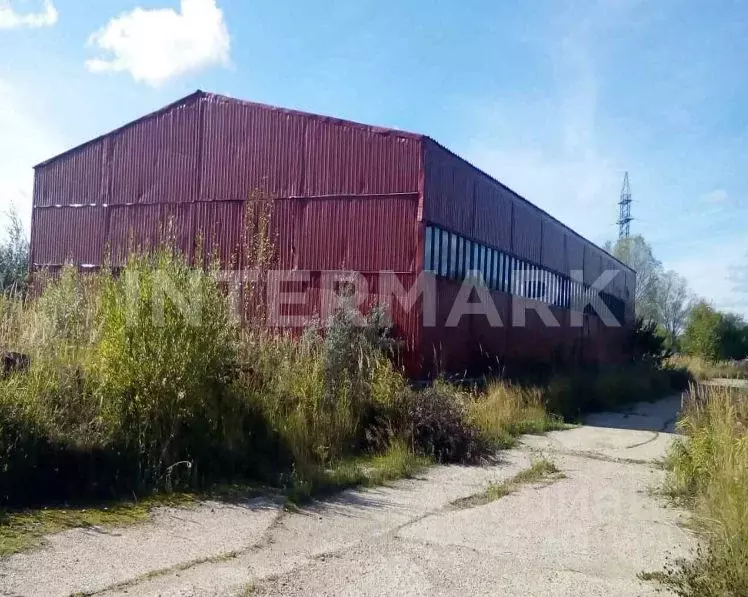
top-left (1, 0), bottom-right (746, 315)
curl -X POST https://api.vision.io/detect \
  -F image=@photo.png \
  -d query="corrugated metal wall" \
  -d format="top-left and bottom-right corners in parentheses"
top-left (31, 91), bottom-right (635, 376)
top-left (420, 139), bottom-right (635, 371)
top-left (30, 92), bottom-right (424, 371)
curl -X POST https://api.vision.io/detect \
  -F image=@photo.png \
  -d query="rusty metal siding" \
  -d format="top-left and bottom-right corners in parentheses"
top-left (33, 139), bottom-right (105, 207)
top-left (347, 196), bottom-right (418, 272)
top-left (296, 196), bottom-right (418, 273)
top-left (583, 245), bottom-right (603, 286)
top-left (420, 276), bottom-right (473, 374)
top-left (108, 99), bottom-right (201, 205)
top-left (541, 218), bottom-right (566, 274)
top-left (271, 199), bottom-right (303, 270)
top-left (566, 233), bottom-right (585, 275)
top-left (422, 140), bottom-right (475, 234)
top-left (200, 96), bottom-right (304, 201)
top-left (297, 199), bottom-right (347, 270)
top-left (194, 202), bottom-right (244, 267)
top-left (161, 203), bottom-right (196, 259)
top-left (31, 206), bottom-right (105, 265)
top-left (512, 201), bottom-right (542, 263)
top-left (302, 118), bottom-right (421, 197)
top-left (473, 176), bottom-right (512, 250)
top-left (199, 94), bottom-right (420, 201)
top-left (108, 204), bottom-right (162, 264)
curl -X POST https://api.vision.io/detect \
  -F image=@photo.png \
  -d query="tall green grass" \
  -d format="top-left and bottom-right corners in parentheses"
top-left (667, 355), bottom-right (748, 381)
top-left (660, 385), bottom-right (748, 596)
top-left (0, 253), bottom-right (430, 506)
top-left (467, 381), bottom-right (565, 448)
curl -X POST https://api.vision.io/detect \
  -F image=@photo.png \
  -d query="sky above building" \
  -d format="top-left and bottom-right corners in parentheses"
top-left (1, 0), bottom-right (746, 316)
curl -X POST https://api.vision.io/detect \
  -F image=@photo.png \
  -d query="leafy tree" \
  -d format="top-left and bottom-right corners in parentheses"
top-left (720, 313), bottom-right (748, 360)
top-left (0, 206), bottom-right (29, 294)
top-left (607, 235), bottom-right (663, 322)
top-left (627, 317), bottom-right (671, 366)
top-left (681, 301), bottom-right (726, 361)
top-left (657, 270), bottom-right (693, 348)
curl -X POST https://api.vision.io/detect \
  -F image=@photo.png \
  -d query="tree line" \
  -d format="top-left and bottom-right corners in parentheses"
top-left (607, 235), bottom-right (748, 362)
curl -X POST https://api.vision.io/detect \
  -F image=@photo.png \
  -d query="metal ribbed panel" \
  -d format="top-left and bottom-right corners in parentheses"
top-left (584, 245), bottom-right (603, 286)
top-left (33, 140), bottom-right (105, 207)
top-left (541, 218), bottom-right (566, 274)
top-left (31, 206), bottom-right (105, 265)
top-left (271, 199), bottom-right (303, 270)
top-left (200, 96), bottom-right (304, 201)
top-left (108, 204), bottom-right (162, 264)
top-left (419, 276), bottom-right (474, 374)
top-left (347, 196), bottom-right (418, 272)
top-left (161, 203), bottom-right (195, 259)
top-left (512, 200), bottom-right (542, 263)
top-left (295, 196), bottom-right (418, 273)
top-left (108, 98), bottom-right (201, 205)
top-left (297, 199), bottom-right (347, 270)
top-left (303, 118), bottom-right (421, 197)
top-left (566, 233), bottom-right (585, 273)
top-left (422, 141), bottom-right (474, 234)
top-left (194, 201), bottom-right (244, 267)
top-left (473, 176), bottom-right (512, 251)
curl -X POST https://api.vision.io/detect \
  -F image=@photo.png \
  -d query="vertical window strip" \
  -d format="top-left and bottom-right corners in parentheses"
top-left (505, 253), bottom-right (511, 292)
top-left (497, 252), bottom-right (504, 292)
top-left (457, 237), bottom-right (463, 279)
top-left (473, 243), bottom-right (480, 282)
top-left (440, 229), bottom-right (449, 277)
top-left (433, 228), bottom-right (441, 277)
top-left (450, 233), bottom-right (457, 279)
top-left (424, 226), bottom-right (433, 272)
top-left (482, 246), bottom-right (488, 286)
top-left (491, 249), bottom-right (499, 290)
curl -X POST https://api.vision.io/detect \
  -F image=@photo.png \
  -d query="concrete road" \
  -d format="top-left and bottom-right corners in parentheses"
top-left (0, 396), bottom-right (694, 597)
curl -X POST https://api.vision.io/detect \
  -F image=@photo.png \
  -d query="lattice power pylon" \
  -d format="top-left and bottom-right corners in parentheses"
top-left (617, 172), bottom-right (633, 239)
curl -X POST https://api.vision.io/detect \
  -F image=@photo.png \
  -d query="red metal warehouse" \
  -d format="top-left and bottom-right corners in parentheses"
top-left (30, 91), bottom-right (636, 376)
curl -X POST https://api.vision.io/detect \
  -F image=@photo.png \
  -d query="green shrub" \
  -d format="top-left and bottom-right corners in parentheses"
top-left (408, 382), bottom-right (484, 463)
top-left (89, 253), bottom-right (247, 490)
top-left (237, 302), bottom-right (409, 486)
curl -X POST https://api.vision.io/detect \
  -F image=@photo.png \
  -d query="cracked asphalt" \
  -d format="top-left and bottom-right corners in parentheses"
top-left (0, 395), bottom-right (695, 597)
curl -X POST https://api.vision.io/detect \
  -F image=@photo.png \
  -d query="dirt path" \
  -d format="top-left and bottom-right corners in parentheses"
top-left (0, 396), bottom-right (694, 597)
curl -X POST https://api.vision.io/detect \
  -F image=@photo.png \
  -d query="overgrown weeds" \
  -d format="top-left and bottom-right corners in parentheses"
top-left (653, 385), bottom-right (748, 596)
top-left (0, 248), bottom-right (688, 553)
top-left (667, 355), bottom-right (748, 382)
top-left (467, 382), bottom-right (567, 449)
top-left (451, 457), bottom-right (563, 509)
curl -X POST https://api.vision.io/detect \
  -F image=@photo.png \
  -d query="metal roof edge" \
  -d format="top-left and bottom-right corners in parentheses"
top-left (35, 90), bottom-right (425, 170)
top-left (199, 91), bottom-right (426, 142)
top-left (422, 137), bottom-right (636, 275)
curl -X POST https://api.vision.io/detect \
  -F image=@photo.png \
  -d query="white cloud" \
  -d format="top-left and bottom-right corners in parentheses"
top-left (0, 79), bottom-right (62, 230)
top-left (700, 189), bottom-right (729, 205)
top-left (0, 0), bottom-right (57, 29)
top-left (85, 0), bottom-right (230, 87)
